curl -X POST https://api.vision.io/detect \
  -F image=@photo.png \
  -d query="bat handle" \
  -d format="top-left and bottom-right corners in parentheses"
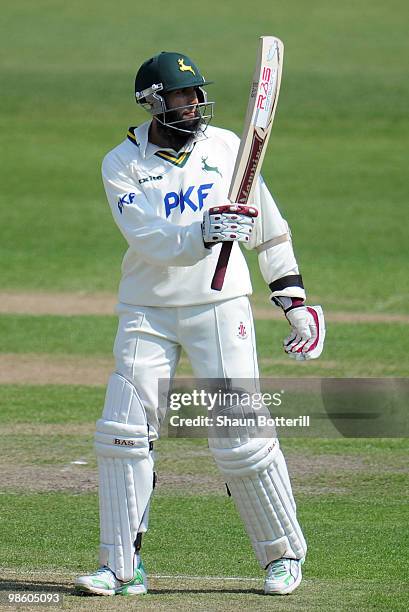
top-left (211, 242), bottom-right (233, 291)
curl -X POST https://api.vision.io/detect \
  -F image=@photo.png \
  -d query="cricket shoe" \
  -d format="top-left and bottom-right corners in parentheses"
top-left (74, 557), bottom-right (147, 596)
top-left (264, 557), bottom-right (303, 595)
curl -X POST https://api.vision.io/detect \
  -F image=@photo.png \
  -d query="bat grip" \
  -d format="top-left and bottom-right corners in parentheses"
top-left (211, 242), bottom-right (233, 290)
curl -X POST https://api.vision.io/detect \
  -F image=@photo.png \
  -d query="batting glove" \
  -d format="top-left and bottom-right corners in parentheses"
top-left (202, 204), bottom-right (258, 246)
top-left (273, 297), bottom-right (326, 361)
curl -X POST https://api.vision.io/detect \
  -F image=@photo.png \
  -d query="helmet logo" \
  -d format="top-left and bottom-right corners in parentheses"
top-left (178, 58), bottom-right (196, 76)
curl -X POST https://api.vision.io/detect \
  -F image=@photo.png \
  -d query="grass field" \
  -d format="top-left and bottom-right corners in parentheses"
top-left (1, 0), bottom-right (408, 610)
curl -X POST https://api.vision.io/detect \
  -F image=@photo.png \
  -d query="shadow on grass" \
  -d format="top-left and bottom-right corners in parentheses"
top-left (142, 587), bottom-right (263, 596)
top-left (0, 577), bottom-right (264, 598)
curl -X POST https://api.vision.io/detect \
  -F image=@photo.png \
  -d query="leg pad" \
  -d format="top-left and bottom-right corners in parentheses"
top-left (96, 373), bottom-right (154, 581)
top-left (209, 436), bottom-right (306, 568)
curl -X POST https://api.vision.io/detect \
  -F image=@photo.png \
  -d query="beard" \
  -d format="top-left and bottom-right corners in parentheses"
top-left (166, 107), bottom-right (202, 133)
top-left (156, 107), bottom-right (202, 151)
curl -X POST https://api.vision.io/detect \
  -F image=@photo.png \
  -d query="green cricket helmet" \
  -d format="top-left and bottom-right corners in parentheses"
top-left (134, 51), bottom-right (214, 134)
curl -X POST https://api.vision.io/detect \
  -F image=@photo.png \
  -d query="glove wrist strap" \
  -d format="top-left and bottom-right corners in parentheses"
top-left (272, 296), bottom-right (305, 313)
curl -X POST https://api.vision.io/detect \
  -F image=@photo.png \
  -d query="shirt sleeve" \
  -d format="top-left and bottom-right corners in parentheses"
top-left (246, 177), bottom-right (306, 300)
top-left (102, 154), bottom-right (212, 267)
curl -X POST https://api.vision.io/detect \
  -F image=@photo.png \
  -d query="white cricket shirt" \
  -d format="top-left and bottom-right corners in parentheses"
top-left (102, 121), bottom-right (302, 306)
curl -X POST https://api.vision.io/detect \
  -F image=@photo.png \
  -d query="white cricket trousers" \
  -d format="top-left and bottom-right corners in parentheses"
top-left (113, 296), bottom-right (259, 439)
top-left (98, 295), bottom-right (307, 576)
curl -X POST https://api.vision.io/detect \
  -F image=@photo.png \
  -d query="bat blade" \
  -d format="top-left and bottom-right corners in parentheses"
top-left (211, 36), bottom-right (284, 291)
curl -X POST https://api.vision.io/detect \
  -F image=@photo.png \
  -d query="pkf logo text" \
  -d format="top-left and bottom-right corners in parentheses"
top-left (117, 192), bottom-right (136, 214)
top-left (164, 183), bottom-right (213, 217)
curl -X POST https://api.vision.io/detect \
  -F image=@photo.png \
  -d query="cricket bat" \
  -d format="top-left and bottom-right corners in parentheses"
top-left (211, 36), bottom-right (284, 290)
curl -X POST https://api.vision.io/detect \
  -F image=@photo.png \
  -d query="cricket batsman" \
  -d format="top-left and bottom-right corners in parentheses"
top-left (75, 51), bottom-right (325, 597)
